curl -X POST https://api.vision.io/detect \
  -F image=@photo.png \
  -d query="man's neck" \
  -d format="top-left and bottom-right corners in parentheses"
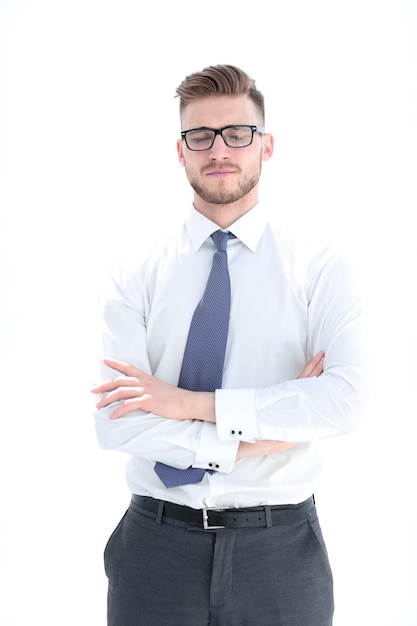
top-left (193, 194), bottom-right (259, 229)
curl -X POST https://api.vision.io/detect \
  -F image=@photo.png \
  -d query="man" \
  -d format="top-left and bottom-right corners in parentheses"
top-left (92, 64), bottom-right (366, 626)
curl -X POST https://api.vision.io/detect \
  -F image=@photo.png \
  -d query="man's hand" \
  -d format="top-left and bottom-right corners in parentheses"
top-left (297, 350), bottom-right (324, 379)
top-left (236, 439), bottom-right (296, 458)
top-left (91, 357), bottom-right (213, 421)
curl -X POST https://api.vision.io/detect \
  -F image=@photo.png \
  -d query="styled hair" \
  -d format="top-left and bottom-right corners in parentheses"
top-left (176, 64), bottom-right (265, 124)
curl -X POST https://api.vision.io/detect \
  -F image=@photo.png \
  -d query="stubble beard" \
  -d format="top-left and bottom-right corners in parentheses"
top-left (186, 162), bottom-right (262, 206)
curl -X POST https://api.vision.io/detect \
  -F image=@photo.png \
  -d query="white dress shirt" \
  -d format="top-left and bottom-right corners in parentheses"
top-left (94, 202), bottom-right (366, 508)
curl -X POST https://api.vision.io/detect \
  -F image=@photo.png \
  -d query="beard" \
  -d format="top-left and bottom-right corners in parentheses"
top-left (186, 161), bottom-right (262, 205)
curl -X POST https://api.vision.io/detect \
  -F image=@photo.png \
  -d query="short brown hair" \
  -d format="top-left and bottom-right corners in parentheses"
top-left (176, 64), bottom-right (265, 124)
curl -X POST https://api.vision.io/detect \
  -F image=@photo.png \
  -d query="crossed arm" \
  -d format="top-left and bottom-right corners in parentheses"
top-left (91, 351), bottom-right (324, 459)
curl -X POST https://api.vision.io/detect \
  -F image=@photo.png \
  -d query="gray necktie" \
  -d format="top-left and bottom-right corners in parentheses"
top-left (154, 230), bottom-right (235, 487)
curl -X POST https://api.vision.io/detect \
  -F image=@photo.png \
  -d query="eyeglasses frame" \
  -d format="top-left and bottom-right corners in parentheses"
top-left (180, 124), bottom-right (266, 151)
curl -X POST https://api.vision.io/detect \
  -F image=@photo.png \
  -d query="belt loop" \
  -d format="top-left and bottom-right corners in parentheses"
top-left (264, 505), bottom-right (272, 528)
top-left (156, 500), bottom-right (164, 524)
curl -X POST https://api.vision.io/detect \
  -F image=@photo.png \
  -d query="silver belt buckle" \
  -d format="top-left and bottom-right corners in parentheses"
top-left (202, 507), bottom-right (226, 530)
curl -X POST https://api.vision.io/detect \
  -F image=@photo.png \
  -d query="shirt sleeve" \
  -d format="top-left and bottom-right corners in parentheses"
top-left (93, 263), bottom-right (239, 473)
top-left (215, 247), bottom-right (368, 443)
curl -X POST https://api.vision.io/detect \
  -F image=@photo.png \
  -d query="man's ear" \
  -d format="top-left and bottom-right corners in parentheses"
top-left (261, 133), bottom-right (274, 162)
top-left (177, 138), bottom-right (185, 166)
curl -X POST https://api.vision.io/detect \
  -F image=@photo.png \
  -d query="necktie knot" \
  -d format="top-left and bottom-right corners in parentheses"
top-left (211, 229), bottom-right (235, 252)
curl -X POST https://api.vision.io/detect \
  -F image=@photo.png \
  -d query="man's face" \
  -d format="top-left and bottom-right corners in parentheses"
top-left (177, 95), bottom-right (273, 207)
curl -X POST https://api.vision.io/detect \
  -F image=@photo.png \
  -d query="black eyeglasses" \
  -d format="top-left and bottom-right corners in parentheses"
top-left (181, 125), bottom-right (265, 151)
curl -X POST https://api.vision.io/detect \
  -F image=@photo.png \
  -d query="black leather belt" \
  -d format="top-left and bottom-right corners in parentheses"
top-left (131, 494), bottom-right (315, 530)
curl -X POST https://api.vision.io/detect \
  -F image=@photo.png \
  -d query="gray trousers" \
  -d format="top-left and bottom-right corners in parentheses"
top-left (104, 497), bottom-right (334, 626)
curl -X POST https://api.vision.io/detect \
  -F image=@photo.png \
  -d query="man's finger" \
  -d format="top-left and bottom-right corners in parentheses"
top-left (95, 385), bottom-right (146, 408)
top-left (102, 357), bottom-right (133, 375)
top-left (91, 375), bottom-right (140, 394)
top-left (297, 351), bottom-right (325, 379)
top-left (110, 395), bottom-right (152, 419)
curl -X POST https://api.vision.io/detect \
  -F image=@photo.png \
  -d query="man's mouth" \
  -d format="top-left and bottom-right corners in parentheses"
top-left (205, 167), bottom-right (236, 177)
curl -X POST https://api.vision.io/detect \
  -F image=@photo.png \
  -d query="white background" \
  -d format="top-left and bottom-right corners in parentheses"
top-left (0, 1), bottom-right (416, 624)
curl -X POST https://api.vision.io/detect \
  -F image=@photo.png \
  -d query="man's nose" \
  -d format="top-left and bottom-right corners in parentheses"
top-left (209, 133), bottom-right (231, 159)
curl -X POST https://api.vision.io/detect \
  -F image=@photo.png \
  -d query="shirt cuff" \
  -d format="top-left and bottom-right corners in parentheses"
top-left (193, 422), bottom-right (239, 474)
top-left (215, 388), bottom-right (258, 442)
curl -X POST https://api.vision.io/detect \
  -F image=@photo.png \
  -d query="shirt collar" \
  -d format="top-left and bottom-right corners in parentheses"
top-left (186, 202), bottom-right (268, 253)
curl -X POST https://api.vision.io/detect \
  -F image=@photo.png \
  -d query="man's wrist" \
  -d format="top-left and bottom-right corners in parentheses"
top-left (187, 391), bottom-right (216, 423)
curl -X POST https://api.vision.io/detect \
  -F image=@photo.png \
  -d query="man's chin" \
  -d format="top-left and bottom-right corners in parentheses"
top-left (191, 183), bottom-right (249, 206)
top-left (203, 194), bottom-right (241, 205)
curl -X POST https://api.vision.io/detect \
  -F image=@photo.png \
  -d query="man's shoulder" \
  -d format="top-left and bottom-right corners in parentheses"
top-left (109, 223), bottom-right (188, 282)
top-left (266, 221), bottom-right (350, 283)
